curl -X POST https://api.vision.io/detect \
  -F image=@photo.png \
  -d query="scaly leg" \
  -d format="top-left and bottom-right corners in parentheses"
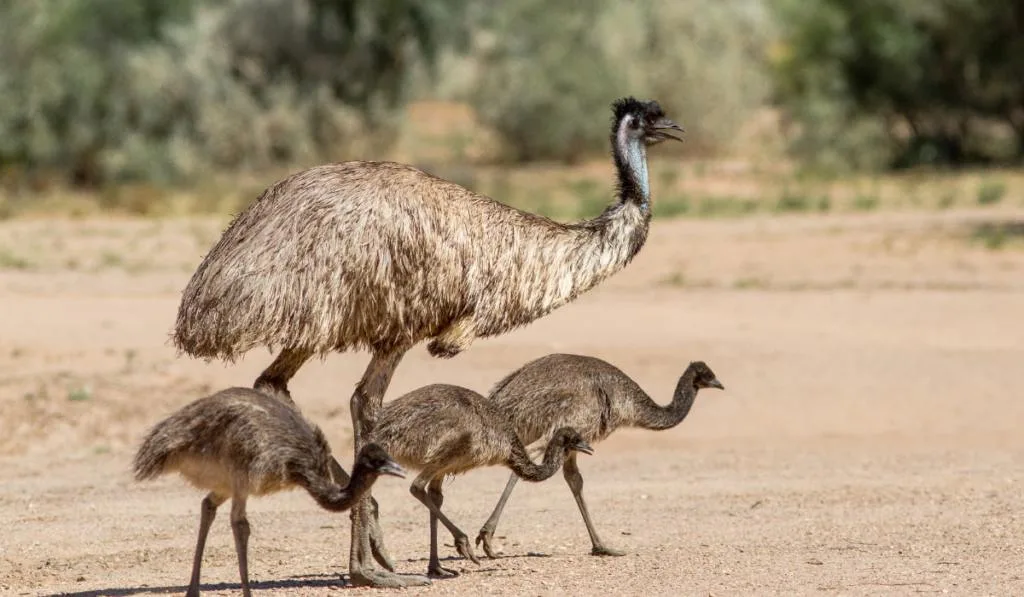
top-left (230, 494), bottom-right (253, 597)
top-left (327, 460), bottom-right (396, 571)
top-left (186, 492), bottom-right (226, 597)
top-left (256, 348), bottom-right (396, 571)
top-left (425, 478), bottom-right (458, 578)
top-left (564, 453), bottom-right (625, 556)
top-left (253, 347), bottom-right (312, 407)
top-left (348, 348), bottom-right (430, 588)
top-left (475, 473), bottom-right (519, 559)
top-left (410, 472), bottom-right (479, 578)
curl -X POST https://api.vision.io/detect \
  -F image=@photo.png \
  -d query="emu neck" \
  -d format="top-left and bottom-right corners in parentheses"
top-left (507, 438), bottom-right (567, 482)
top-left (615, 129), bottom-right (651, 208)
top-left (634, 371), bottom-right (699, 431)
top-left (307, 465), bottom-right (375, 512)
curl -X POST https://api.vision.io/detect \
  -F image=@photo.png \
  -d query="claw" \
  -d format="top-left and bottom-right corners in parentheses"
top-left (592, 545), bottom-right (627, 557)
top-left (428, 565), bottom-right (460, 578)
top-left (455, 535), bottom-right (480, 565)
top-left (475, 530), bottom-right (499, 559)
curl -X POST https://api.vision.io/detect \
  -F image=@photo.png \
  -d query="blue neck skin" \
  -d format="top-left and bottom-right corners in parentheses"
top-left (617, 122), bottom-right (650, 210)
top-left (626, 137), bottom-right (650, 209)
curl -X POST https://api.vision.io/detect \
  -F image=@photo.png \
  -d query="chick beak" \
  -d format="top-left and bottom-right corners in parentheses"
top-left (379, 460), bottom-right (407, 478)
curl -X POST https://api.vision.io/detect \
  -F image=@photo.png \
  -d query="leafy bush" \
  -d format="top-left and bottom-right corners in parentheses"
top-left (772, 0), bottom-right (1024, 171)
top-left (605, 0), bottom-right (775, 156)
top-left (0, 0), bottom-right (468, 186)
top-left (469, 0), bottom-right (623, 163)
top-left (469, 0), bottom-right (774, 163)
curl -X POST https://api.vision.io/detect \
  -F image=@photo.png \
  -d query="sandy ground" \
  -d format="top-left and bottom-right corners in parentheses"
top-left (1, 208), bottom-right (1023, 596)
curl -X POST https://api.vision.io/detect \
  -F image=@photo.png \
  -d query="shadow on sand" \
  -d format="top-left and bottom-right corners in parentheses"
top-left (53, 553), bottom-right (554, 596)
top-left (53, 573), bottom-right (347, 597)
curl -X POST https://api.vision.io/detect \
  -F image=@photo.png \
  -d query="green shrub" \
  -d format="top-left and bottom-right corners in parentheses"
top-left (604, 0), bottom-right (775, 156)
top-left (469, 0), bottom-right (774, 163)
top-left (976, 181), bottom-right (1007, 206)
top-left (470, 0), bottom-right (622, 163)
top-left (0, 0), bottom-right (468, 186)
top-left (772, 0), bottom-right (1024, 171)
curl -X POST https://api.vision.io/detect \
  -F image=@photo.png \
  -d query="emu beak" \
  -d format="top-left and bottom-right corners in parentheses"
top-left (653, 117), bottom-right (685, 142)
top-left (708, 379), bottom-right (725, 390)
top-left (574, 441), bottom-right (595, 456)
top-left (380, 460), bottom-right (407, 478)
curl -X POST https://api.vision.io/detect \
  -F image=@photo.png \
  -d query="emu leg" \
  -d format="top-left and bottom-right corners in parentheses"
top-left (186, 492), bottom-right (226, 597)
top-left (327, 460), bottom-right (396, 571)
top-left (348, 348), bottom-right (430, 588)
top-left (253, 347), bottom-right (312, 406)
top-left (564, 453), bottom-right (625, 556)
top-left (424, 478), bottom-right (458, 578)
top-left (410, 473), bottom-right (480, 577)
top-left (256, 348), bottom-right (396, 571)
top-left (475, 473), bottom-right (520, 559)
top-left (229, 495), bottom-right (253, 597)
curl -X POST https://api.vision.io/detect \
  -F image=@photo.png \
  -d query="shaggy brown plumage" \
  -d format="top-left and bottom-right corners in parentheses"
top-left (171, 97), bottom-right (682, 588)
top-left (174, 99), bottom-right (681, 362)
top-left (134, 388), bottom-right (405, 597)
top-left (368, 383), bottom-right (592, 578)
top-left (475, 355), bottom-right (723, 558)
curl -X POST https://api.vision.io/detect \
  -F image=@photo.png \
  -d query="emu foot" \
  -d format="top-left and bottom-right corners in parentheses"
top-left (591, 545), bottom-right (627, 557)
top-left (475, 529), bottom-right (500, 559)
top-left (349, 568), bottom-right (431, 588)
top-left (428, 563), bottom-right (460, 578)
top-left (454, 535), bottom-right (481, 564)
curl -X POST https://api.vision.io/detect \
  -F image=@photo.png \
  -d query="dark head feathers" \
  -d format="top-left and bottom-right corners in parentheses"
top-left (611, 97), bottom-right (666, 127)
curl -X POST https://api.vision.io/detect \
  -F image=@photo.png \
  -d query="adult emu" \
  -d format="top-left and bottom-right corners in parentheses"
top-left (173, 97), bottom-right (682, 587)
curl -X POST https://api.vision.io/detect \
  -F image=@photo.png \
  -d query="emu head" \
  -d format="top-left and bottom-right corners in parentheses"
top-left (552, 427), bottom-right (594, 455)
top-left (357, 443), bottom-right (406, 478)
top-left (687, 361), bottom-right (724, 391)
top-left (612, 97), bottom-right (684, 146)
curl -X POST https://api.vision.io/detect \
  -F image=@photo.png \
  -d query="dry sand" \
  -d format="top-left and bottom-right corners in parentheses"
top-left (1, 208), bottom-right (1022, 596)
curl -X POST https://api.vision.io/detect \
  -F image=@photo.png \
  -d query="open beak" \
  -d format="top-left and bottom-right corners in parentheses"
top-left (573, 440), bottom-right (595, 456)
top-left (708, 379), bottom-right (725, 390)
top-left (380, 460), bottom-right (407, 479)
top-left (653, 117), bottom-right (685, 142)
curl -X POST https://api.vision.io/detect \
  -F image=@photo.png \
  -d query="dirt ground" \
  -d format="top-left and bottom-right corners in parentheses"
top-left (1, 207), bottom-right (1023, 596)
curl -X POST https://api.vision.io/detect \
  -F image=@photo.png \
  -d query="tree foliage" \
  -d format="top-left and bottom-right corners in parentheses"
top-left (772, 0), bottom-right (1024, 170)
top-left (469, 0), bottom-right (773, 163)
top-left (0, 0), bottom-right (468, 186)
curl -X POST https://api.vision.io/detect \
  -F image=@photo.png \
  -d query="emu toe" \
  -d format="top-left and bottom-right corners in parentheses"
top-left (428, 563), bottom-right (460, 579)
top-left (475, 529), bottom-right (500, 559)
top-left (454, 535), bottom-right (481, 565)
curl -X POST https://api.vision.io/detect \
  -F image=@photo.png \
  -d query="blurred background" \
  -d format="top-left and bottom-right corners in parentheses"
top-left (0, 0), bottom-right (1021, 218)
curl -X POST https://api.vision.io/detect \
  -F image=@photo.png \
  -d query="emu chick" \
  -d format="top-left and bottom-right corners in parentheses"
top-left (134, 387), bottom-right (404, 597)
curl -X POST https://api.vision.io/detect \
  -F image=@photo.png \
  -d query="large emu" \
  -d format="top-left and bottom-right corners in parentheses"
top-left (475, 356), bottom-right (723, 558)
top-left (368, 383), bottom-right (593, 578)
top-left (173, 97), bottom-right (682, 587)
top-left (134, 388), bottom-right (406, 597)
